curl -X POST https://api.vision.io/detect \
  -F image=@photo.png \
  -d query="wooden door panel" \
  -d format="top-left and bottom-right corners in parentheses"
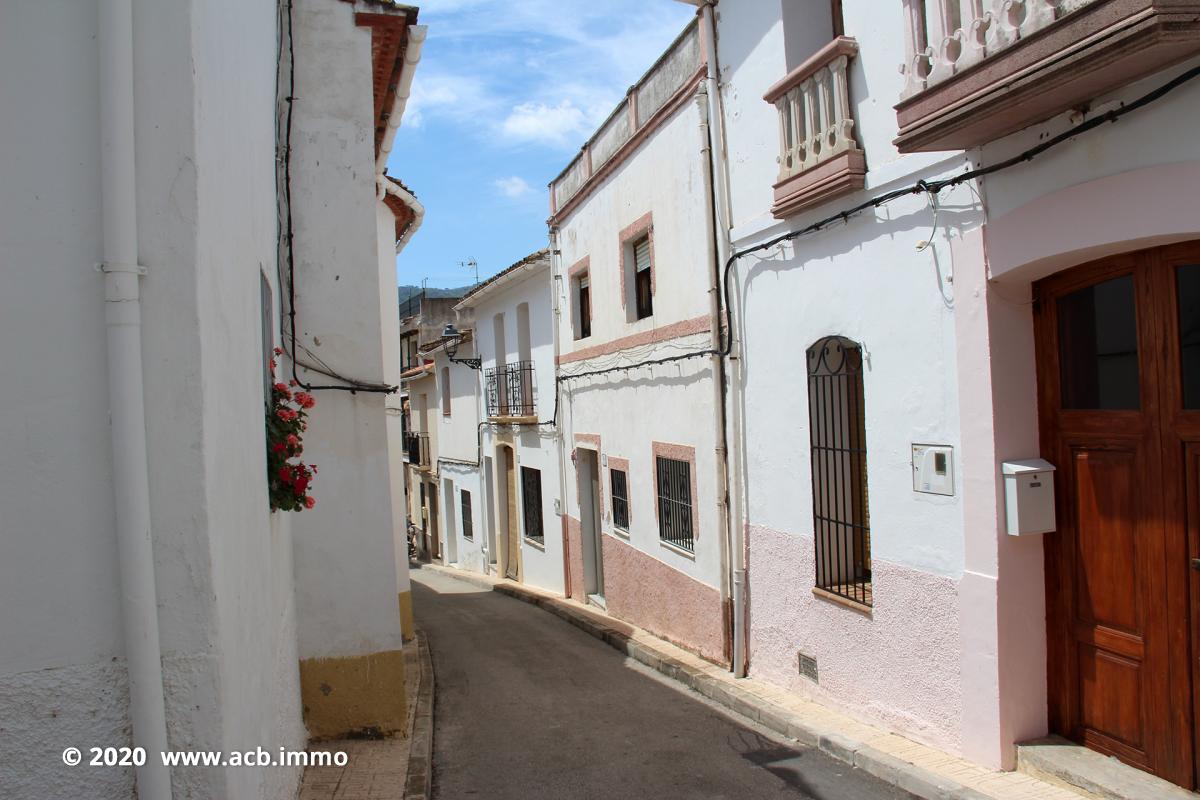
top-left (1078, 647), bottom-right (1146, 762)
top-left (1071, 448), bottom-right (1141, 634)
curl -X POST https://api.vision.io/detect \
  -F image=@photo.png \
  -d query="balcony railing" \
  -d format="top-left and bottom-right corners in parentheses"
top-left (404, 432), bottom-right (430, 468)
top-left (485, 361), bottom-right (536, 420)
top-left (763, 37), bottom-right (865, 219)
top-left (895, 0), bottom-right (1200, 151)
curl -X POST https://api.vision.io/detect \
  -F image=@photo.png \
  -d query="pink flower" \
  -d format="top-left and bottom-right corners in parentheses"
top-left (286, 434), bottom-right (299, 449)
top-left (273, 347), bottom-right (283, 356)
top-left (276, 408), bottom-right (297, 422)
top-left (303, 496), bottom-right (315, 509)
top-left (294, 392), bottom-right (315, 410)
top-left (294, 476), bottom-right (309, 494)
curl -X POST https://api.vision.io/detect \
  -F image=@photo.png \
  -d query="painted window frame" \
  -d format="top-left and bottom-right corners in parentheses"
top-left (619, 213), bottom-right (655, 323)
top-left (651, 442), bottom-right (698, 555)
top-left (520, 465), bottom-right (544, 544)
top-left (568, 256), bottom-right (592, 341)
top-left (608, 456), bottom-right (630, 535)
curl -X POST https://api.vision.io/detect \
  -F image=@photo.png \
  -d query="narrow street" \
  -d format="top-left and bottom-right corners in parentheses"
top-left (413, 568), bottom-right (913, 800)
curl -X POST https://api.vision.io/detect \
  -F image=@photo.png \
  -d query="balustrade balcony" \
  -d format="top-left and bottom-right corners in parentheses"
top-left (764, 37), bottom-right (865, 219)
top-left (486, 361), bottom-right (537, 422)
top-left (895, 0), bottom-right (1200, 152)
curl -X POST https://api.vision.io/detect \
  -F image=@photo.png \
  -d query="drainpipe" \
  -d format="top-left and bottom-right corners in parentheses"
top-left (375, 25), bottom-right (427, 176)
top-left (696, 84), bottom-right (734, 671)
top-left (549, 227), bottom-right (572, 595)
top-left (99, 0), bottom-right (172, 796)
top-left (694, 0), bottom-right (746, 678)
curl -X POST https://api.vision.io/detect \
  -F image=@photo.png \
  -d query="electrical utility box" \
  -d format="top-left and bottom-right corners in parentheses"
top-left (1002, 459), bottom-right (1057, 536)
top-left (912, 444), bottom-right (954, 496)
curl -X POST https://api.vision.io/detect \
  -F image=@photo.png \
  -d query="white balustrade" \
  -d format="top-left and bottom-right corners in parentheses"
top-left (771, 45), bottom-right (858, 183)
top-left (900, 0), bottom-right (1099, 98)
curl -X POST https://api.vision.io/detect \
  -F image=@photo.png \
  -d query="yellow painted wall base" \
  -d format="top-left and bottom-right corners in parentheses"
top-left (399, 590), bottom-right (415, 641)
top-left (299, 649), bottom-right (406, 740)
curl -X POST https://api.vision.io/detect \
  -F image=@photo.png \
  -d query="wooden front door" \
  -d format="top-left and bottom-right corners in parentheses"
top-left (1035, 241), bottom-right (1200, 788)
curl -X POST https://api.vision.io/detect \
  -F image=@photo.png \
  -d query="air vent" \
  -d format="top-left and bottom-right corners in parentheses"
top-left (798, 651), bottom-right (818, 683)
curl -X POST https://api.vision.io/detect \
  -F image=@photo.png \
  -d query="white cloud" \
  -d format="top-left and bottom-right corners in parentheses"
top-left (500, 101), bottom-right (590, 147)
top-left (493, 176), bottom-right (533, 198)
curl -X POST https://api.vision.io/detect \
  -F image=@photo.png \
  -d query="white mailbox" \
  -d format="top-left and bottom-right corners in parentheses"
top-left (1001, 459), bottom-right (1057, 536)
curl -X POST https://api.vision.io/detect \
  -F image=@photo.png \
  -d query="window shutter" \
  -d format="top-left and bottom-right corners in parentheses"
top-left (634, 237), bottom-right (651, 273)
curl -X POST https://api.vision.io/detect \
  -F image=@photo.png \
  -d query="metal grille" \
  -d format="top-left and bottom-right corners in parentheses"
top-left (485, 361), bottom-right (536, 418)
top-left (461, 490), bottom-right (473, 540)
top-left (807, 336), bottom-right (872, 606)
top-left (521, 466), bottom-right (544, 543)
top-left (610, 468), bottom-right (630, 531)
top-left (655, 456), bottom-right (693, 552)
top-left (404, 432), bottom-right (430, 468)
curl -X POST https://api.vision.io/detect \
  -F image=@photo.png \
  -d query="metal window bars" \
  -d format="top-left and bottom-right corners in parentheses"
top-left (404, 432), bottom-right (430, 468)
top-left (521, 466), bottom-right (544, 543)
top-left (485, 360), bottom-right (537, 418)
top-left (610, 468), bottom-right (630, 530)
top-left (656, 456), bottom-right (694, 552)
top-left (807, 335), bottom-right (872, 606)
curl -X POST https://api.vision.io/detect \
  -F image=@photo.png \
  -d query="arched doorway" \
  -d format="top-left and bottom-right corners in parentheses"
top-left (1034, 240), bottom-right (1200, 788)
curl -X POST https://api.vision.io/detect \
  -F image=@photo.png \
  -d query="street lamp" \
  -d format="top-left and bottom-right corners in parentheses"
top-left (441, 323), bottom-right (481, 370)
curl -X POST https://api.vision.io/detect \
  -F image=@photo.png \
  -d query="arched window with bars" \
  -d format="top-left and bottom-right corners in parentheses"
top-left (807, 336), bottom-right (872, 607)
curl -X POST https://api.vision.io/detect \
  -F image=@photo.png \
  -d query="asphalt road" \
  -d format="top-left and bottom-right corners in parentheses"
top-left (413, 567), bottom-right (913, 800)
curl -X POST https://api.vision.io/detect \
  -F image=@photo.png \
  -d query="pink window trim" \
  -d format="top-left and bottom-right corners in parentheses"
top-left (651, 441), bottom-right (699, 546)
top-left (567, 255), bottom-right (590, 280)
top-left (619, 212), bottom-right (655, 309)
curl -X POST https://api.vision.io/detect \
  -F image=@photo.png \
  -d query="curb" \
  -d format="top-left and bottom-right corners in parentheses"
top-left (404, 630), bottom-right (434, 800)
top-left (419, 562), bottom-right (994, 800)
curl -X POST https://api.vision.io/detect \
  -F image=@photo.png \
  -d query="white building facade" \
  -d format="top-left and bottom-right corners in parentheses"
top-left (710, 0), bottom-right (1200, 791)
top-left (454, 251), bottom-right (566, 593)
top-left (548, 24), bottom-right (732, 664)
top-left (0, 1), bottom-right (425, 797)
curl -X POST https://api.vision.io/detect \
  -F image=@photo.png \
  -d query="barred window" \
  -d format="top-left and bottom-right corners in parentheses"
top-left (521, 466), bottom-right (544, 543)
top-left (461, 490), bottom-right (473, 540)
top-left (807, 336), bottom-right (871, 607)
top-left (610, 468), bottom-right (629, 531)
top-left (656, 456), bottom-right (693, 552)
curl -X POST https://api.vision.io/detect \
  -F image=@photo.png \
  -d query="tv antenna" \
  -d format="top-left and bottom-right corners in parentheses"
top-left (460, 258), bottom-right (479, 286)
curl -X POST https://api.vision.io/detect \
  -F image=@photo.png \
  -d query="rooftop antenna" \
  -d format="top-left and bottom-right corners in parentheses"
top-left (459, 258), bottom-right (479, 287)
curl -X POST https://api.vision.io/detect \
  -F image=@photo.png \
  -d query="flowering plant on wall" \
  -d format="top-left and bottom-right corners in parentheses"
top-left (266, 347), bottom-right (318, 512)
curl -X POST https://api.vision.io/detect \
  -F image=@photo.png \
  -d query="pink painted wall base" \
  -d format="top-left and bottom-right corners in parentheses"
top-left (748, 523), bottom-right (963, 754)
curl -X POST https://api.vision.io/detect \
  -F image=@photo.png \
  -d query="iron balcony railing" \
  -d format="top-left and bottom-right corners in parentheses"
top-left (485, 360), bottom-right (536, 419)
top-left (404, 431), bottom-right (430, 468)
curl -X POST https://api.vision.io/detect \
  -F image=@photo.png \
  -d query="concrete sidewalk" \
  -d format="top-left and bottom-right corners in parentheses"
top-left (418, 562), bottom-right (1084, 800)
top-left (298, 632), bottom-right (434, 800)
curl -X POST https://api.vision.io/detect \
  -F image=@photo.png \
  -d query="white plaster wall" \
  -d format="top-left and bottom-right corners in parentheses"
top-left (0, 1), bottom-right (305, 797)
top-left (556, 100), bottom-right (712, 349)
top-left (473, 264), bottom-right (566, 593)
top-left (289, 0), bottom-right (404, 662)
top-left (433, 348), bottom-right (481, 464)
top-left (551, 81), bottom-right (724, 593)
top-left (379, 202), bottom-right (413, 597)
top-left (438, 463), bottom-right (486, 573)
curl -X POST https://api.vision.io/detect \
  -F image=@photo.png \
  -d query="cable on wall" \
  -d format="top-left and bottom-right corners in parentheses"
top-left (277, 0), bottom-right (398, 395)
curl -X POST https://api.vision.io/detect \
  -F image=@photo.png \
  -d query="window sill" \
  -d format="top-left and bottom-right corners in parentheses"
top-left (523, 537), bottom-right (546, 551)
top-left (609, 526), bottom-right (630, 540)
top-left (658, 539), bottom-right (696, 560)
top-left (811, 586), bottom-right (873, 617)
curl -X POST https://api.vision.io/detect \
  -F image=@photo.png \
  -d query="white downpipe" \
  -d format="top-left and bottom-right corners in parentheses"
top-left (695, 0), bottom-right (746, 679)
top-left (99, 0), bottom-right (172, 796)
top-left (375, 25), bottom-right (427, 175)
top-left (549, 228), bottom-right (571, 596)
top-left (379, 177), bottom-right (425, 253)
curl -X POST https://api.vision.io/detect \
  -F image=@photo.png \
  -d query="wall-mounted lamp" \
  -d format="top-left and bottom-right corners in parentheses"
top-left (441, 323), bottom-right (481, 370)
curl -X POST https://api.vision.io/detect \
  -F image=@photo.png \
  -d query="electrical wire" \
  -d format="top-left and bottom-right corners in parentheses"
top-left (278, 0), bottom-right (397, 395)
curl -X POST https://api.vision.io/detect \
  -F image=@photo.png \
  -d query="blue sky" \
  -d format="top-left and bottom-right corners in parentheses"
top-left (386, 0), bottom-right (696, 289)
